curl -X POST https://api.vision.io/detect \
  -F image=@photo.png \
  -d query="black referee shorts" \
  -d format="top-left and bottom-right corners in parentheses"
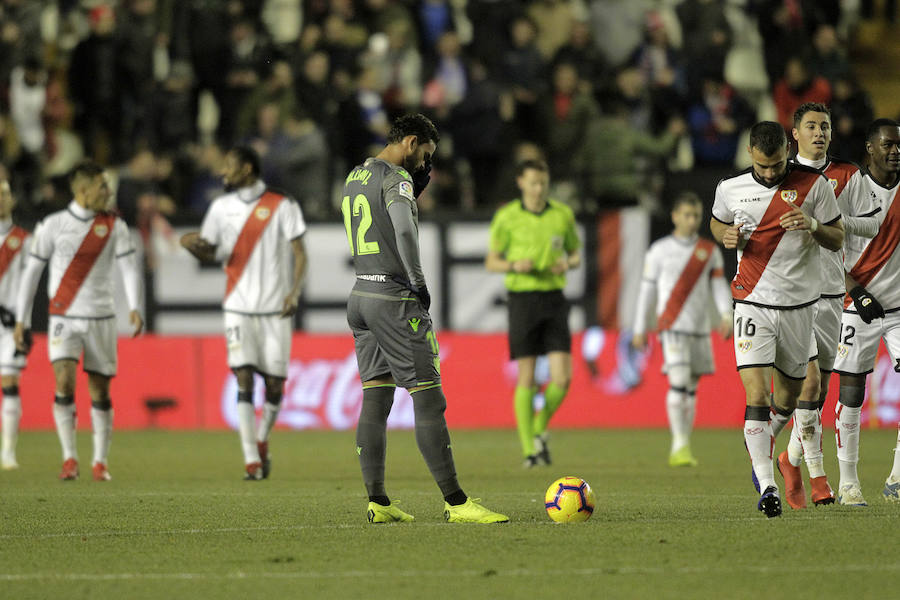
top-left (507, 290), bottom-right (571, 360)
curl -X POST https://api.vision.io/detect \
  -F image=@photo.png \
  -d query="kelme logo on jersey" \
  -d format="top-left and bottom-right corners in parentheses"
top-left (408, 318), bottom-right (421, 333)
top-left (255, 206), bottom-right (271, 220)
top-left (738, 340), bottom-right (752, 353)
top-left (780, 190), bottom-right (797, 202)
top-left (7, 236), bottom-right (21, 249)
top-left (93, 224), bottom-right (108, 238)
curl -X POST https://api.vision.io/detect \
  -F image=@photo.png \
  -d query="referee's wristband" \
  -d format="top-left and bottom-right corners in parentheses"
top-left (808, 217), bottom-right (818, 233)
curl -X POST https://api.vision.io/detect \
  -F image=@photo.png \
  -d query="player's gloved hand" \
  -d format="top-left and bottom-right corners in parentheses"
top-left (13, 329), bottom-right (32, 358)
top-left (0, 306), bottom-right (14, 328)
top-left (848, 285), bottom-right (885, 324)
top-left (412, 156), bottom-right (432, 199)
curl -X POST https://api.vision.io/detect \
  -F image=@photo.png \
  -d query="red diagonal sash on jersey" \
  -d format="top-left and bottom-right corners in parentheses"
top-left (825, 161), bottom-right (857, 199)
top-left (0, 226), bottom-right (27, 281)
top-left (49, 214), bottom-right (116, 315)
top-left (224, 191), bottom-right (283, 299)
top-left (656, 238), bottom-right (715, 331)
top-left (848, 191), bottom-right (900, 290)
top-left (732, 173), bottom-right (818, 300)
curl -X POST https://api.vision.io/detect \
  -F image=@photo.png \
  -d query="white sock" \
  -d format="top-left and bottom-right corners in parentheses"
top-left (745, 419), bottom-right (776, 492)
top-left (237, 402), bottom-right (260, 464)
top-left (53, 402), bottom-right (78, 461)
top-left (684, 388), bottom-right (697, 441)
top-left (770, 410), bottom-right (791, 439)
top-left (666, 388), bottom-right (689, 452)
top-left (1, 394), bottom-right (22, 463)
top-left (91, 408), bottom-right (113, 465)
top-left (836, 403), bottom-right (861, 486)
top-left (256, 401), bottom-right (280, 443)
top-left (787, 422), bottom-right (803, 467)
top-left (795, 408), bottom-right (824, 478)
top-left (890, 424), bottom-right (900, 481)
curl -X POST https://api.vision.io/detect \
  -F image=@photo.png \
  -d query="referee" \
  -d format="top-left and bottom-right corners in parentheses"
top-left (486, 159), bottom-right (581, 467)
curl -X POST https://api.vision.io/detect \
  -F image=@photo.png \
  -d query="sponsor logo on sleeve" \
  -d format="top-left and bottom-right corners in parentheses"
top-left (398, 181), bottom-right (414, 200)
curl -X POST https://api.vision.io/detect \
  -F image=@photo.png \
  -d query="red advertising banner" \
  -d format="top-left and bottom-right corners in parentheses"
top-left (13, 331), bottom-right (900, 430)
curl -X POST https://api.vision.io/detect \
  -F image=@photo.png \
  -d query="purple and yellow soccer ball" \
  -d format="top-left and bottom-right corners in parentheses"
top-left (544, 476), bottom-right (595, 523)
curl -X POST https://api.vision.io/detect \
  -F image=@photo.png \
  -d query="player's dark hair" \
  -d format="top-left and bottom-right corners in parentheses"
top-left (749, 121), bottom-right (787, 156)
top-left (866, 118), bottom-right (900, 142)
top-left (387, 113), bottom-right (440, 145)
top-left (672, 191), bottom-right (702, 211)
top-left (229, 145), bottom-right (261, 177)
top-left (792, 102), bottom-right (830, 129)
top-left (68, 160), bottom-right (105, 186)
top-left (516, 159), bottom-right (549, 177)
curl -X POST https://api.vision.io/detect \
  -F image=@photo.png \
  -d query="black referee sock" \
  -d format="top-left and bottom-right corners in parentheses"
top-left (356, 385), bottom-right (395, 499)
top-left (411, 386), bottom-right (463, 499)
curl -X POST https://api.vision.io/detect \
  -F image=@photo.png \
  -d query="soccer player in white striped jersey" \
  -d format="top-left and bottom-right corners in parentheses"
top-left (14, 161), bottom-right (144, 481)
top-left (832, 119), bottom-right (900, 505)
top-left (0, 173), bottom-right (29, 470)
top-left (181, 146), bottom-right (307, 481)
top-left (632, 192), bottom-right (732, 467)
top-left (711, 122), bottom-right (843, 517)
top-left (770, 103), bottom-right (881, 509)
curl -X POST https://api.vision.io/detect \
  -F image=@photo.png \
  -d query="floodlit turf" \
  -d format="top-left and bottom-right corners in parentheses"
top-left (1, 428), bottom-right (898, 599)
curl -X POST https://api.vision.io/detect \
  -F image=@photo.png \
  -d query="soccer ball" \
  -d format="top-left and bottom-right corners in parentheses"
top-left (544, 476), bottom-right (595, 523)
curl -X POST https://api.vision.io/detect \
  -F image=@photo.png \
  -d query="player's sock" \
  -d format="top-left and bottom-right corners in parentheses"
top-left (514, 386), bottom-right (535, 457)
top-left (236, 390), bottom-right (260, 464)
top-left (90, 401), bottom-right (113, 466)
top-left (890, 424), bottom-right (900, 481)
top-left (769, 403), bottom-right (793, 439)
top-left (744, 406), bottom-right (776, 492)
top-left (533, 382), bottom-right (567, 438)
top-left (53, 395), bottom-right (77, 461)
top-left (795, 403), bottom-right (824, 478)
top-left (356, 384), bottom-right (394, 499)
top-left (836, 385), bottom-right (864, 486)
top-left (684, 385), bottom-right (697, 441)
top-left (410, 386), bottom-right (464, 499)
top-left (787, 421), bottom-right (803, 467)
top-left (256, 395), bottom-right (281, 443)
top-left (666, 387), bottom-right (689, 452)
top-left (1, 387), bottom-right (22, 462)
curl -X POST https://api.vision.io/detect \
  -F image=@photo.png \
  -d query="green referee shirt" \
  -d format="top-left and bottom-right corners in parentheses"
top-left (489, 198), bottom-right (581, 292)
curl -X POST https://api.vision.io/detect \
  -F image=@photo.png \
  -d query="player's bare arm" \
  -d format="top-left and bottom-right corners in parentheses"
top-left (551, 250), bottom-right (581, 275)
top-left (180, 231), bottom-right (217, 263)
top-left (281, 237), bottom-right (307, 318)
top-left (485, 250), bottom-right (533, 274)
top-left (129, 310), bottom-right (144, 337)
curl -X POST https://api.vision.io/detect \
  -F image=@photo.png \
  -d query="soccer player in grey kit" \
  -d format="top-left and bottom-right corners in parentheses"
top-left (342, 113), bottom-right (508, 523)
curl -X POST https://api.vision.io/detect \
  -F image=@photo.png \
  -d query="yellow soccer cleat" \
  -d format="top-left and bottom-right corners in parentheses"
top-left (367, 502), bottom-right (415, 524)
top-left (668, 445), bottom-right (698, 468)
top-left (443, 498), bottom-right (509, 523)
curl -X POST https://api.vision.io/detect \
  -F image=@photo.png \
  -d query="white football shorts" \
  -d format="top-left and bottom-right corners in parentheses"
top-left (833, 310), bottom-right (900, 376)
top-left (660, 330), bottom-right (714, 377)
top-left (0, 325), bottom-right (26, 376)
top-left (733, 302), bottom-right (817, 380)
top-left (814, 295), bottom-right (843, 372)
top-left (224, 311), bottom-right (292, 378)
top-left (48, 316), bottom-right (117, 376)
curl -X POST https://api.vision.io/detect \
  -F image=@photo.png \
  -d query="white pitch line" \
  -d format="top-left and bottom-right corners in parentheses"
top-left (0, 512), bottom-right (896, 540)
top-left (3, 563), bottom-right (900, 582)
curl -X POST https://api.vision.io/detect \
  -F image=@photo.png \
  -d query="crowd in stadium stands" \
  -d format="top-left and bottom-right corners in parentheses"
top-left (0, 0), bottom-right (887, 238)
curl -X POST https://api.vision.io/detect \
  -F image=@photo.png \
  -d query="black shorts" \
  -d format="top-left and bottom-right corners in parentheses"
top-left (507, 291), bottom-right (571, 360)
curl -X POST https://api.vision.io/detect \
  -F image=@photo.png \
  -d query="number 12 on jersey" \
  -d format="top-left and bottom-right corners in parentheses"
top-left (342, 194), bottom-right (380, 256)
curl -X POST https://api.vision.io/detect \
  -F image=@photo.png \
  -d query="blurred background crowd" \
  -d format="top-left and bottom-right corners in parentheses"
top-left (0, 0), bottom-right (891, 242)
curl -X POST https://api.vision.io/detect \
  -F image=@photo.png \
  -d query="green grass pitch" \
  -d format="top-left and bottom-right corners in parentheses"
top-left (1, 428), bottom-right (898, 599)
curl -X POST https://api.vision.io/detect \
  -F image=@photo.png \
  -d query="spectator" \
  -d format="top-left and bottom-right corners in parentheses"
top-left (145, 61), bottom-right (196, 153)
top-left (676, 0), bottom-right (733, 95)
top-left (422, 31), bottom-right (466, 120)
top-left (261, 112), bottom-right (330, 220)
top-left (375, 18), bottom-right (423, 113)
top-left (8, 56), bottom-right (46, 205)
top-left (502, 14), bottom-right (546, 142)
top-left (220, 17), bottom-right (275, 145)
top-left (809, 24), bottom-right (851, 84)
top-left (68, 4), bottom-right (121, 164)
top-left (629, 11), bottom-right (687, 130)
top-left (235, 60), bottom-right (299, 141)
top-left (527, 0), bottom-right (578, 61)
top-left (538, 61), bottom-right (599, 186)
top-left (551, 19), bottom-right (610, 95)
top-left (116, 0), bottom-right (163, 155)
top-left (773, 56), bottom-right (832, 132)
top-left (829, 74), bottom-right (875, 165)
top-left (687, 73), bottom-right (755, 166)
